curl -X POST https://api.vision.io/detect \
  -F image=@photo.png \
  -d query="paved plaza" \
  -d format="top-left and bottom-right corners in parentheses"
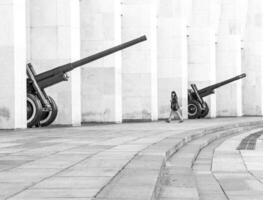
top-left (0, 117), bottom-right (263, 199)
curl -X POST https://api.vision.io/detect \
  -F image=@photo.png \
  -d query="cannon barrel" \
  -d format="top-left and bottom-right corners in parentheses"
top-left (35, 35), bottom-right (147, 82)
top-left (199, 73), bottom-right (246, 97)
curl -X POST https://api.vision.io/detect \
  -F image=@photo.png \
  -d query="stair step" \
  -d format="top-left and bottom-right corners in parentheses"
top-left (93, 122), bottom-right (263, 200)
top-left (193, 134), bottom-right (234, 200)
top-left (157, 126), bottom-right (263, 200)
top-left (212, 129), bottom-right (263, 200)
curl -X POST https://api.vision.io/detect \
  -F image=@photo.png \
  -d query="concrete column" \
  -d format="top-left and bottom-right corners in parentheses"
top-left (27, 0), bottom-right (81, 126)
top-left (122, 0), bottom-right (158, 121)
top-left (0, 0), bottom-right (27, 129)
top-left (188, 0), bottom-right (221, 118)
top-left (243, 0), bottom-right (263, 115)
top-left (80, 0), bottom-right (122, 123)
top-left (216, 0), bottom-right (248, 116)
top-left (157, 0), bottom-right (191, 119)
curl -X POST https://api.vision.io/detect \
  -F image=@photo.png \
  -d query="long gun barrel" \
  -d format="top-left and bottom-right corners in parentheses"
top-left (35, 35), bottom-right (147, 83)
top-left (198, 73), bottom-right (246, 97)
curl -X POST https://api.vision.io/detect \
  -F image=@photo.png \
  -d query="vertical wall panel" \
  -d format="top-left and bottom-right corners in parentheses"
top-left (188, 0), bottom-right (221, 118)
top-left (28, 0), bottom-right (81, 125)
top-left (121, 0), bottom-right (158, 121)
top-left (0, 0), bottom-right (27, 129)
top-left (80, 0), bottom-right (122, 123)
top-left (216, 0), bottom-right (248, 117)
top-left (242, 0), bottom-right (263, 115)
top-left (157, 0), bottom-right (190, 119)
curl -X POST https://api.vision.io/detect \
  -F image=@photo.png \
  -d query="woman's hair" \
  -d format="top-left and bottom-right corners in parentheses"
top-left (171, 91), bottom-right (177, 99)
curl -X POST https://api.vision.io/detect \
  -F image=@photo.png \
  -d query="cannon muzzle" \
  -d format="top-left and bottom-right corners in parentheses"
top-left (35, 35), bottom-right (147, 82)
top-left (198, 73), bottom-right (247, 97)
top-left (238, 73), bottom-right (246, 79)
top-left (71, 35), bottom-right (147, 69)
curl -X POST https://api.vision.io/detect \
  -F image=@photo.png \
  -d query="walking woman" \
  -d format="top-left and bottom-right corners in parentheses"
top-left (167, 91), bottom-right (184, 123)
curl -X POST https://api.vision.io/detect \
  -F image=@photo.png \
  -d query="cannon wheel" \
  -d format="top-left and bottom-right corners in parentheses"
top-left (200, 102), bottom-right (209, 118)
top-left (39, 96), bottom-right (58, 127)
top-left (188, 100), bottom-right (202, 119)
top-left (27, 94), bottom-right (43, 128)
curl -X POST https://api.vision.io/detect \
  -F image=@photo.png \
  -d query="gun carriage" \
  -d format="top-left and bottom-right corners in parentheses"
top-left (188, 73), bottom-right (246, 119)
top-left (27, 36), bottom-right (147, 127)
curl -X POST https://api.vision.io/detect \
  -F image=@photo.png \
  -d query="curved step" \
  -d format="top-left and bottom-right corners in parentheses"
top-left (193, 132), bottom-right (256, 200)
top-left (94, 121), bottom-right (263, 200)
top-left (157, 127), bottom-right (263, 200)
top-left (213, 131), bottom-right (263, 200)
top-left (2, 119), bottom-right (263, 199)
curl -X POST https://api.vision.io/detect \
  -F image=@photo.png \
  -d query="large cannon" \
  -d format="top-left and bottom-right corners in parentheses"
top-left (188, 73), bottom-right (246, 119)
top-left (27, 35), bottom-right (147, 127)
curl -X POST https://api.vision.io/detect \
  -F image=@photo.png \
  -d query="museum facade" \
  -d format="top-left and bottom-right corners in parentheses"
top-left (0, 0), bottom-right (261, 128)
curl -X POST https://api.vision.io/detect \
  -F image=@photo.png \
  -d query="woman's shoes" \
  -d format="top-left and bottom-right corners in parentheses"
top-left (166, 119), bottom-right (184, 123)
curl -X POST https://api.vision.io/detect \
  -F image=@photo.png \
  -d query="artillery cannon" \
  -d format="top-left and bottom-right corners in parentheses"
top-left (188, 73), bottom-right (246, 119)
top-left (27, 35), bottom-right (147, 127)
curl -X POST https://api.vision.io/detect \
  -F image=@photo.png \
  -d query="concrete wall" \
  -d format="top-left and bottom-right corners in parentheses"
top-left (157, 0), bottom-right (190, 119)
top-left (80, 0), bottom-right (122, 123)
top-left (188, 0), bottom-right (221, 118)
top-left (2, 0), bottom-right (263, 129)
top-left (242, 0), bottom-right (263, 115)
top-left (27, 0), bottom-right (81, 126)
top-left (0, 0), bottom-right (27, 129)
top-left (121, 0), bottom-right (158, 121)
top-left (216, 0), bottom-right (248, 116)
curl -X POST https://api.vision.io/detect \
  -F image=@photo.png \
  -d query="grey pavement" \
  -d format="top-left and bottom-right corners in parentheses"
top-left (213, 130), bottom-right (263, 200)
top-left (0, 117), bottom-right (262, 199)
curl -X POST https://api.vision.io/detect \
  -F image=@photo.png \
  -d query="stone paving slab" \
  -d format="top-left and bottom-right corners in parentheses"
top-left (192, 134), bottom-right (239, 200)
top-left (58, 167), bottom-right (119, 177)
top-left (0, 117), bottom-right (261, 199)
top-left (158, 126), bottom-right (263, 200)
top-left (161, 186), bottom-right (199, 199)
top-left (162, 170), bottom-right (197, 188)
top-left (213, 129), bottom-right (263, 200)
top-left (9, 188), bottom-right (97, 199)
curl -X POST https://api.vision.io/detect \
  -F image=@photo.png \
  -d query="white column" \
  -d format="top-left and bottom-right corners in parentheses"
top-left (80, 0), bottom-right (122, 123)
top-left (0, 0), bottom-right (27, 129)
top-left (188, 0), bottom-right (221, 118)
top-left (157, 0), bottom-right (191, 119)
top-left (28, 0), bottom-right (81, 126)
top-left (122, 0), bottom-right (158, 121)
top-left (243, 0), bottom-right (263, 115)
top-left (216, 0), bottom-right (247, 117)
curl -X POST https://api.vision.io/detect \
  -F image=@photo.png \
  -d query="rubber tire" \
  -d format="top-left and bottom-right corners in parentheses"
top-left (27, 94), bottom-right (43, 128)
top-left (188, 100), bottom-right (202, 119)
top-left (199, 102), bottom-right (209, 118)
top-left (39, 96), bottom-right (58, 127)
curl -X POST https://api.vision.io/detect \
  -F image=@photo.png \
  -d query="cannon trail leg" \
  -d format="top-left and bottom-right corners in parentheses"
top-left (27, 63), bottom-right (55, 127)
top-left (188, 100), bottom-right (202, 119)
top-left (199, 101), bottom-right (209, 118)
top-left (27, 64), bottom-right (52, 109)
top-left (189, 84), bottom-right (208, 119)
top-left (39, 96), bottom-right (58, 127)
top-left (27, 94), bottom-right (43, 128)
